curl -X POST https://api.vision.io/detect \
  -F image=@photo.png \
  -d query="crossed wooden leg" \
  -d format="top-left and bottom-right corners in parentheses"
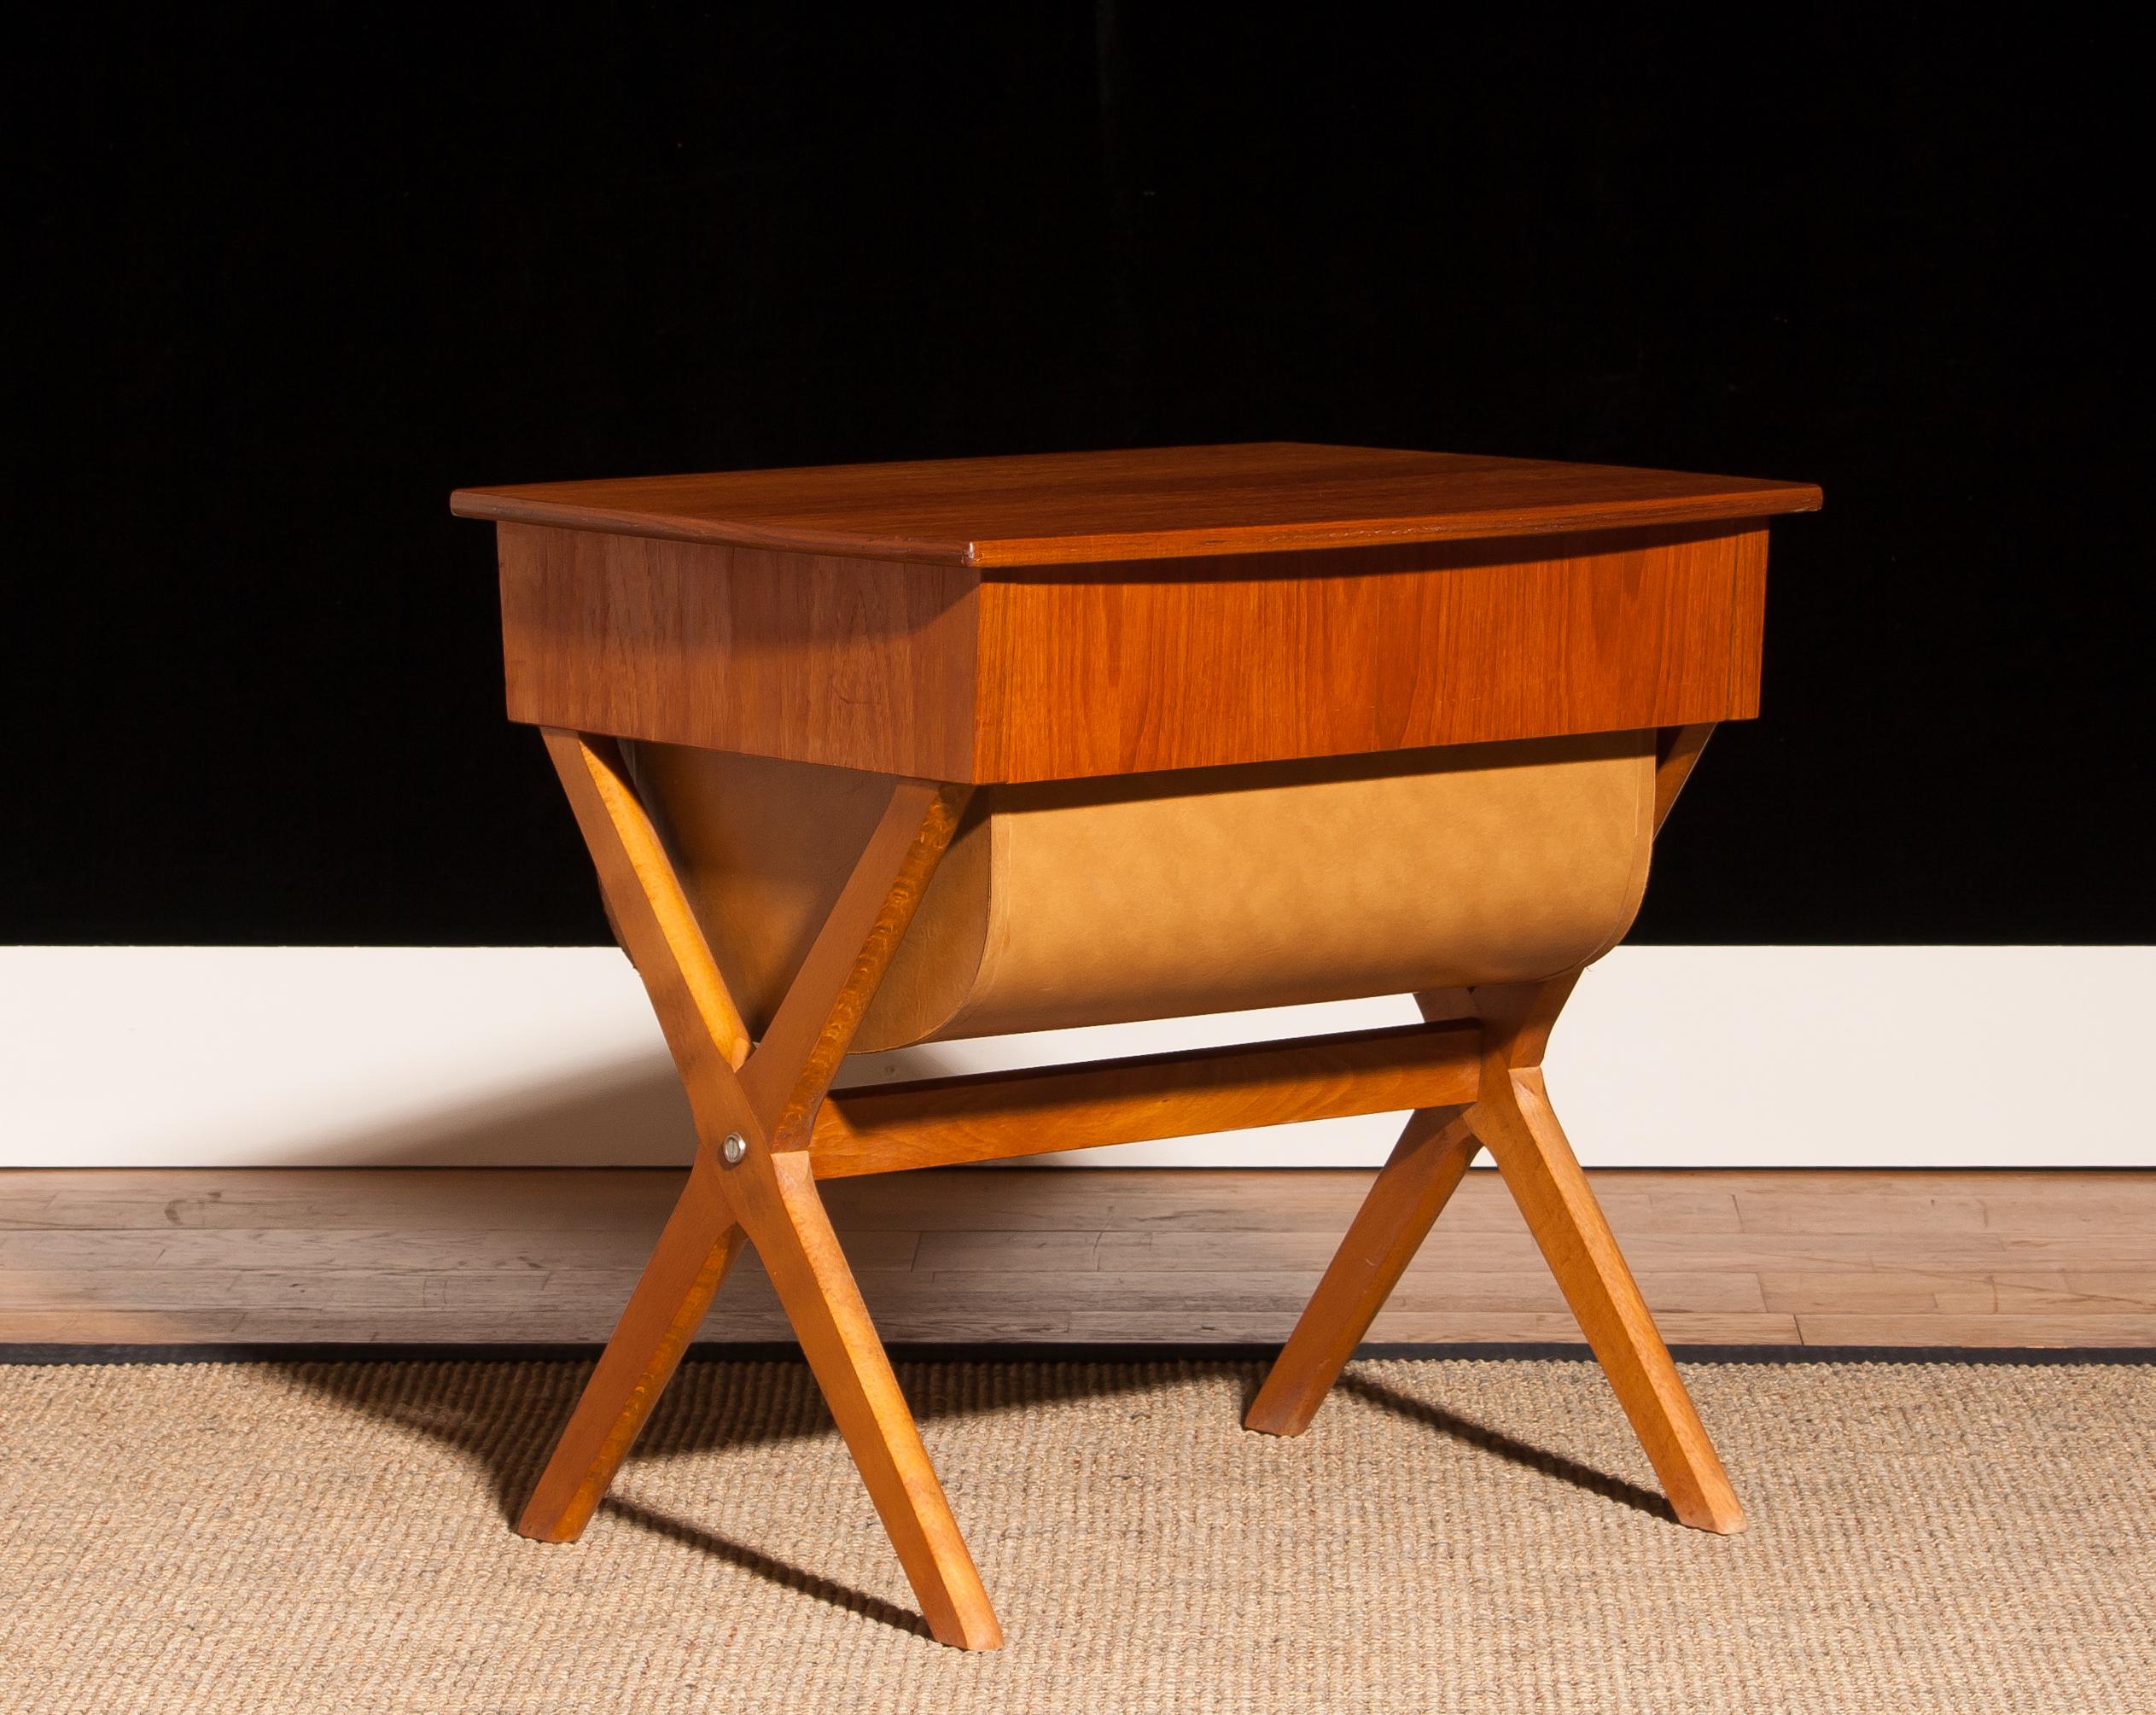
top-left (514, 730), bottom-right (1003, 1650)
top-left (1245, 974), bottom-right (1745, 1531)
top-left (1239, 1101), bottom-right (1478, 1437)
top-left (518, 721), bottom-right (1739, 1647)
top-left (1247, 726), bottom-right (1746, 1534)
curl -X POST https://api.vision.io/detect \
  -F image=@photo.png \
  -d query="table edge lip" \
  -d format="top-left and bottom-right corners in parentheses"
top-left (449, 482), bottom-right (1822, 567)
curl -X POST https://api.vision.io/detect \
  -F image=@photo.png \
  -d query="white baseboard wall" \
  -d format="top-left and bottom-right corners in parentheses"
top-left (1, 946), bottom-right (2146, 1169)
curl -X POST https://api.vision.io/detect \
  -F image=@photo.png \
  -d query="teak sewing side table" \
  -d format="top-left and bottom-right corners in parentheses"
top-left (452, 442), bottom-right (1820, 1649)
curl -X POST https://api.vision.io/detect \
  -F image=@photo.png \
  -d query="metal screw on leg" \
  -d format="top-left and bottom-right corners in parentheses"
top-left (721, 1132), bottom-right (748, 1166)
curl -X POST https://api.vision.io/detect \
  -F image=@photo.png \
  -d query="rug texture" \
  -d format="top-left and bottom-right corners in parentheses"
top-left (1, 1356), bottom-right (2149, 1712)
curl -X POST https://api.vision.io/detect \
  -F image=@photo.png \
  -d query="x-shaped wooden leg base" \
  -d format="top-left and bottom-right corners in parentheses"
top-left (1244, 975), bottom-right (1748, 1535)
top-left (516, 723), bottom-right (1742, 1650)
top-left (514, 731), bottom-right (1002, 1650)
top-left (1249, 725), bottom-right (1746, 1534)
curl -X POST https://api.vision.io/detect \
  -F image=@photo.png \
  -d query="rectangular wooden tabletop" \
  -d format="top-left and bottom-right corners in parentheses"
top-left (452, 441), bottom-right (1820, 569)
top-left (466, 442), bottom-right (1819, 779)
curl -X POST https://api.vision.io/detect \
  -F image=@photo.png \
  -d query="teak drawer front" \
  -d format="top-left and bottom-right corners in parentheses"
top-left (496, 522), bottom-right (1765, 781)
top-left (970, 527), bottom-right (1765, 779)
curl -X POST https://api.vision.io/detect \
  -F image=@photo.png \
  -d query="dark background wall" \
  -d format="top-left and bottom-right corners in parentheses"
top-left (13, 8), bottom-right (2143, 946)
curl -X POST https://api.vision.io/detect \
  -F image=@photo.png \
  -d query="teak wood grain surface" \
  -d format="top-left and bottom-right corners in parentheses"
top-left (491, 508), bottom-right (1782, 779)
top-left (453, 441), bottom-right (1819, 566)
top-left (969, 527), bottom-right (1765, 779)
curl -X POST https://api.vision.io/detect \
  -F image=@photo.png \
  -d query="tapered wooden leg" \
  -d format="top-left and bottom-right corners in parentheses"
top-left (522, 734), bottom-right (999, 1644)
top-left (1244, 1106), bottom-right (1477, 1436)
top-left (516, 1153), bottom-right (746, 1543)
top-left (1474, 1061), bottom-right (1745, 1532)
top-left (1251, 972), bottom-right (1745, 1533)
top-left (733, 1150), bottom-right (1003, 1650)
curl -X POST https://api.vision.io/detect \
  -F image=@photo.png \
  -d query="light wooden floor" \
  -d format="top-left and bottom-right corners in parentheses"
top-left (4, 1168), bottom-right (2154, 1348)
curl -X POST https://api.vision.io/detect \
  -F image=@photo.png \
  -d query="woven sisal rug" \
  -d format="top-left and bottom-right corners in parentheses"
top-left (2, 1355), bottom-right (2149, 1712)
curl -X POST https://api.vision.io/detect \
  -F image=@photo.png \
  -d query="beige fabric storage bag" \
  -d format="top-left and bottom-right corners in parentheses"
top-left (629, 730), bottom-right (1654, 1053)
